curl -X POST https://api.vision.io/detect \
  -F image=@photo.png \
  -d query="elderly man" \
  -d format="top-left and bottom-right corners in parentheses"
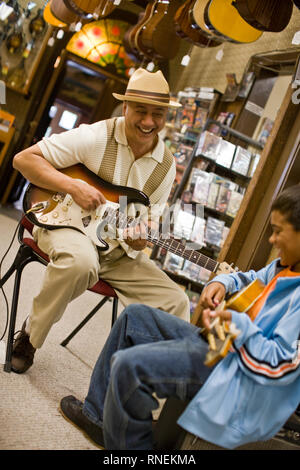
top-left (11, 68), bottom-right (190, 373)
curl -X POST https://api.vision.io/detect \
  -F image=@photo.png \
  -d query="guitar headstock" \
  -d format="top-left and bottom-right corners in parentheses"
top-left (216, 261), bottom-right (237, 275)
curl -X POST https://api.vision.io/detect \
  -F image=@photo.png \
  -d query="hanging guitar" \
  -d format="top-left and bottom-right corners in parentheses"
top-left (29, 8), bottom-right (47, 38)
top-left (293, 0), bottom-right (300, 9)
top-left (188, 0), bottom-right (230, 42)
top-left (204, 0), bottom-right (263, 43)
top-left (139, 0), bottom-right (182, 61)
top-left (174, 0), bottom-right (222, 47)
top-left (202, 279), bottom-right (265, 366)
top-left (63, 0), bottom-right (120, 20)
top-left (23, 164), bottom-right (235, 276)
top-left (232, 0), bottom-right (293, 32)
top-left (123, 2), bottom-right (157, 62)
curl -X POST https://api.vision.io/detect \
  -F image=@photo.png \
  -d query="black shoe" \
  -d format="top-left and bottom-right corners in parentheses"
top-left (60, 395), bottom-right (105, 448)
top-left (11, 320), bottom-right (36, 374)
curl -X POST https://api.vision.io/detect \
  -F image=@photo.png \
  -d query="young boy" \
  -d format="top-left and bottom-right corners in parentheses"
top-left (60, 184), bottom-right (300, 450)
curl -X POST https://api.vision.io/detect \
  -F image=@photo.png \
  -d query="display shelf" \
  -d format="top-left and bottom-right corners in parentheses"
top-left (161, 269), bottom-right (205, 294)
top-left (196, 153), bottom-right (251, 183)
top-left (172, 119), bottom-right (262, 204)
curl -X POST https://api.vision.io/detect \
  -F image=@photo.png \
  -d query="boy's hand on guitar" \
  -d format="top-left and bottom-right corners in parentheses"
top-left (123, 222), bottom-right (148, 251)
top-left (200, 282), bottom-right (226, 310)
top-left (202, 307), bottom-right (232, 330)
top-left (70, 180), bottom-right (106, 211)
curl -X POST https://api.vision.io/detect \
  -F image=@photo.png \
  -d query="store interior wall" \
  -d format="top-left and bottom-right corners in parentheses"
top-left (171, 6), bottom-right (300, 94)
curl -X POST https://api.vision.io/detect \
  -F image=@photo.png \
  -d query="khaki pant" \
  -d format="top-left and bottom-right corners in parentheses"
top-left (29, 227), bottom-right (190, 348)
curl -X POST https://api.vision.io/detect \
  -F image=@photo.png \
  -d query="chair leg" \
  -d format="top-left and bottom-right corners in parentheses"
top-left (60, 296), bottom-right (110, 347)
top-left (111, 298), bottom-right (118, 328)
top-left (3, 267), bottom-right (23, 372)
top-left (2, 244), bottom-right (44, 373)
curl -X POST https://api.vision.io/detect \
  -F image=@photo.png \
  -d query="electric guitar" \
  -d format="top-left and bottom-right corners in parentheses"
top-left (203, 279), bottom-right (265, 366)
top-left (23, 164), bottom-right (234, 276)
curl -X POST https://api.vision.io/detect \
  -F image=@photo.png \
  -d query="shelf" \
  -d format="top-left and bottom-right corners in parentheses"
top-left (162, 269), bottom-right (205, 293)
top-left (204, 119), bottom-right (264, 150)
top-left (196, 153), bottom-right (251, 183)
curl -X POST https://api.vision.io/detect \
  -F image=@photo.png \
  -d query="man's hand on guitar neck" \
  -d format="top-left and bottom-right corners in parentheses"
top-left (122, 222), bottom-right (148, 251)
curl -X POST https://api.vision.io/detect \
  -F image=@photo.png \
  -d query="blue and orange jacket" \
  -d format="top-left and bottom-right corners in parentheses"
top-left (178, 259), bottom-right (300, 448)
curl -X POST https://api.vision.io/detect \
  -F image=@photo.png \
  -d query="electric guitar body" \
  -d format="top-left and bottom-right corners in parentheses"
top-left (204, 0), bottom-right (263, 43)
top-left (23, 164), bottom-right (150, 250)
top-left (23, 164), bottom-right (235, 276)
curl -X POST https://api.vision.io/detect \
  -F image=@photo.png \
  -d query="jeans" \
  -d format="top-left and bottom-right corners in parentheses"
top-left (82, 304), bottom-right (213, 450)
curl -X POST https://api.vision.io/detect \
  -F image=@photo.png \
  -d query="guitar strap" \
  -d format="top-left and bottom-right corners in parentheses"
top-left (99, 117), bottom-right (174, 199)
top-left (142, 146), bottom-right (174, 199)
top-left (98, 117), bottom-right (119, 183)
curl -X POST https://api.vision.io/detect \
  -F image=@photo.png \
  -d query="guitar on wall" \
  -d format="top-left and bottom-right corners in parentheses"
top-left (138, 0), bottom-right (182, 61)
top-left (204, 0), bottom-right (263, 43)
top-left (231, 0), bottom-right (294, 32)
top-left (174, 0), bottom-right (222, 47)
top-left (23, 164), bottom-right (235, 276)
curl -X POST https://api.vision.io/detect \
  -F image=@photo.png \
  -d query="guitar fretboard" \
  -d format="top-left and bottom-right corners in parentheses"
top-left (103, 208), bottom-right (219, 273)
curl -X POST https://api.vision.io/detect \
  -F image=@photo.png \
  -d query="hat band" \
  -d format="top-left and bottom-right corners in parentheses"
top-left (125, 88), bottom-right (170, 103)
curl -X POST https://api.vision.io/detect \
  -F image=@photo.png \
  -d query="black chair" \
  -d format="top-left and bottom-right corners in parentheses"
top-left (0, 216), bottom-right (119, 373)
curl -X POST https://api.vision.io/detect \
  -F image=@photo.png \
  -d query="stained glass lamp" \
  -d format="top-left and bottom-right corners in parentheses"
top-left (66, 19), bottom-right (136, 78)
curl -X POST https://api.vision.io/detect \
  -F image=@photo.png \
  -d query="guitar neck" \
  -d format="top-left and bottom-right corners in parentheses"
top-left (105, 207), bottom-right (219, 272)
top-left (147, 230), bottom-right (219, 272)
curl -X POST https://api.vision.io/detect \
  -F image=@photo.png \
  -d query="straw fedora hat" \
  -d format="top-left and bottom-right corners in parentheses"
top-left (112, 68), bottom-right (181, 108)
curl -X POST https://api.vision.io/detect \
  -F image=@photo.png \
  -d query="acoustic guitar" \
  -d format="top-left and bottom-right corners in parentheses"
top-left (123, 2), bottom-right (158, 61)
top-left (174, 0), bottom-right (222, 47)
top-left (63, 0), bottom-right (119, 20)
top-left (23, 164), bottom-right (234, 276)
top-left (203, 279), bottom-right (265, 366)
top-left (139, 0), bottom-right (182, 60)
top-left (294, 0), bottom-right (300, 9)
top-left (232, 0), bottom-right (294, 32)
top-left (204, 0), bottom-right (263, 43)
top-left (50, 0), bottom-right (80, 24)
top-left (189, 0), bottom-right (229, 42)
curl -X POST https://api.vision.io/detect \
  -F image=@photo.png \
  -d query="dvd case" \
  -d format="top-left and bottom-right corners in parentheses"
top-left (196, 131), bottom-right (221, 160)
top-left (192, 171), bottom-right (213, 205)
top-left (216, 140), bottom-right (236, 168)
top-left (205, 217), bottom-right (225, 247)
top-left (226, 191), bottom-right (244, 217)
top-left (231, 146), bottom-right (251, 176)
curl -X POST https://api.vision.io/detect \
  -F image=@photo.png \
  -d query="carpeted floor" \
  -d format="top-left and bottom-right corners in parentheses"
top-left (0, 207), bottom-right (121, 450)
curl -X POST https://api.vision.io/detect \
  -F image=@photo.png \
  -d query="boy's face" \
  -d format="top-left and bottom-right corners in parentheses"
top-left (269, 210), bottom-right (300, 269)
